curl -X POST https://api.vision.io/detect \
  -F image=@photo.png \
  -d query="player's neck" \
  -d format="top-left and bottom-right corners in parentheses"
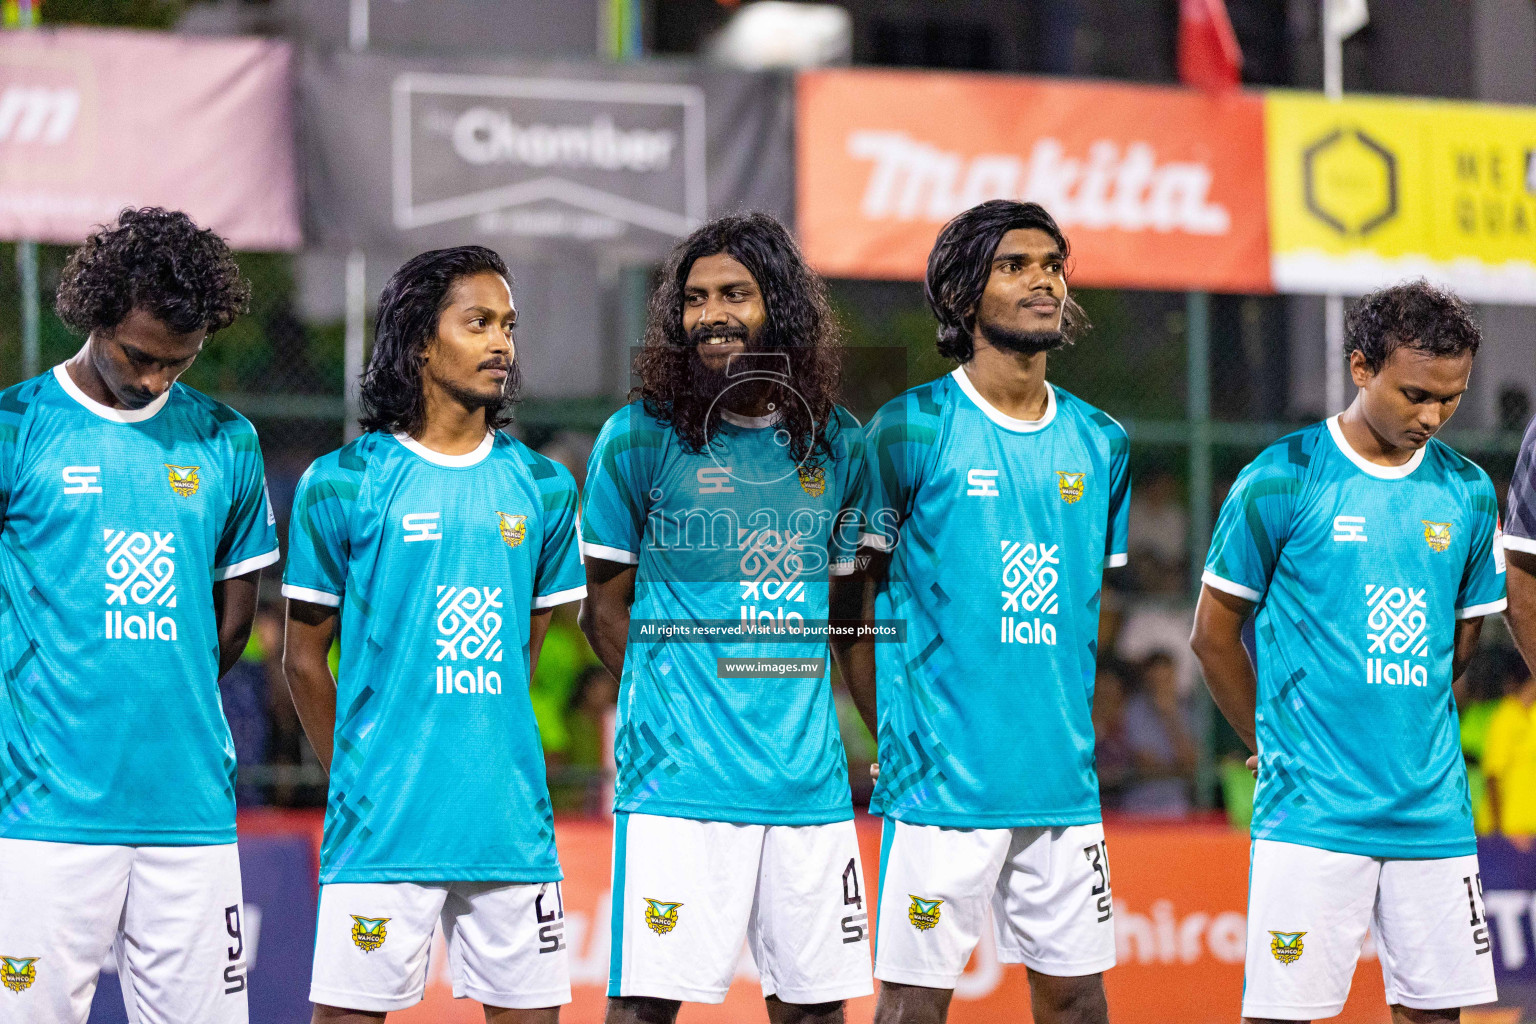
top-left (719, 378), bottom-right (775, 419)
top-left (414, 385), bottom-right (491, 456)
top-left (962, 343), bottom-right (1049, 422)
top-left (1336, 400), bottom-right (1415, 467)
top-left (64, 341), bottom-right (125, 409)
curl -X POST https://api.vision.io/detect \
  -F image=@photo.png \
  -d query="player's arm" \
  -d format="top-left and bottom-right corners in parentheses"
top-left (213, 569), bottom-right (261, 678)
top-left (830, 551), bottom-right (886, 739)
top-left (579, 557), bottom-right (636, 682)
top-left (528, 608), bottom-right (555, 681)
top-left (1504, 549), bottom-right (1536, 676)
top-left (283, 598), bottom-right (339, 774)
top-left (1453, 615), bottom-right (1487, 684)
top-left (1189, 584), bottom-right (1259, 755)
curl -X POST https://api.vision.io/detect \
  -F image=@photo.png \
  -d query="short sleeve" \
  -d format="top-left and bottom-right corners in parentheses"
top-left (829, 408), bottom-right (869, 577)
top-left (859, 392), bottom-right (938, 553)
top-left (1503, 417), bottom-right (1536, 557)
top-left (213, 421), bottom-right (280, 580)
top-left (282, 452), bottom-right (360, 608)
top-left (1102, 415), bottom-right (1131, 569)
top-left (579, 408), bottom-right (657, 565)
top-left (533, 464), bottom-right (587, 609)
top-left (1456, 477), bottom-right (1507, 619)
top-left (1202, 453), bottom-right (1302, 604)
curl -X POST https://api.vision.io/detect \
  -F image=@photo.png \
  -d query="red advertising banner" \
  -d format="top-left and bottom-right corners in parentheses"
top-left (796, 68), bottom-right (1271, 294)
top-left (0, 27), bottom-right (299, 249)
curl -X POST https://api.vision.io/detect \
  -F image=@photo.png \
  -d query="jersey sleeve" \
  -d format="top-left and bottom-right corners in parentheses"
top-left (580, 408), bottom-right (658, 565)
top-left (1456, 473), bottom-right (1507, 619)
top-left (1100, 412), bottom-right (1131, 568)
top-left (282, 449), bottom-right (361, 608)
top-left (533, 462), bottom-right (587, 609)
top-left (829, 408), bottom-right (869, 577)
top-left (1503, 416), bottom-right (1536, 557)
top-left (213, 419), bottom-right (280, 580)
top-left (1202, 447), bottom-right (1303, 604)
top-left (859, 391), bottom-right (939, 553)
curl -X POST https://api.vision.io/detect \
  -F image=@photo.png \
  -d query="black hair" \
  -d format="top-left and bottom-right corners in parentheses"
top-left (1346, 280), bottom-right (1482, 374)
top-left (359, 245), bottom-right (515, 436)
top-left (55, 207), bottom-right (249, 337)
top-left (924, 199), bottom-right (1089, 362)
top-left (633, 212), bottom-right (841, 470)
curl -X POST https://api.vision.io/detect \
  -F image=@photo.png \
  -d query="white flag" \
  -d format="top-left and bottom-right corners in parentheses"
top-left (1324, 0), bottom-right (1369, 40)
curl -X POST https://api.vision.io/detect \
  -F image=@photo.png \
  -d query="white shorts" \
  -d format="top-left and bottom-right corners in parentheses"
top-left (874, 820), bottom-right (1116, 988)
top-left (608, 812), bottom-right (874, 1004)
top-left (310, 880), bottom-right (572, 1012)
top-left (0, 836), bottom-right (248, 1024)
top-left (1243, 839), bottom-right (1498, 1019)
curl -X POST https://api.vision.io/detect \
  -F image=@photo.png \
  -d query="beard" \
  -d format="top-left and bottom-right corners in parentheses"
top-left (432, 358), bottom-right (522, 413)
top-left (684, 322), bottom-right (752, 402)
top-left (978, 314), bottom-right (1067, 356)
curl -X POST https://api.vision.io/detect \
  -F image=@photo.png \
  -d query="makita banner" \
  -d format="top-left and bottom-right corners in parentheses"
top-left (796, 68), bottom-right (1270, 293)
top-left (0, 27), bottom-right (299, 249)
top-left (300, 51), bottom-right (792, 258)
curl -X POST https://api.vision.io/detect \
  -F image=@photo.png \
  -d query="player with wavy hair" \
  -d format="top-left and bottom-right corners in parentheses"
top-left (581, 213), bottom-right (873, 1022)
top-left (0, 207), bottom-right (276, 1023)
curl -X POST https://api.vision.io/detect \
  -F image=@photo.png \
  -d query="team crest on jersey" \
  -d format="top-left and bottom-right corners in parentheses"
top-left (496, 511), bottom-right (527, 548)
top-left (164, 464), bottom-right (200, 497)
top-left (350, 917), bottom-right (390, 953)
top-left (1422, 520), bottom-right (1452, 552)
top-left (1057, 472), bottom-right (1085, 504)
top-left (643, 898), bottom-right (682, 935)
top-left (907, 896), bottom-right (943, 931)
top-left (1269, 931), bottom-right (1305, 964)
top-left (1, 956), bottom-right (38, 993)
top-left (798, 466), bottom-right (826, 498)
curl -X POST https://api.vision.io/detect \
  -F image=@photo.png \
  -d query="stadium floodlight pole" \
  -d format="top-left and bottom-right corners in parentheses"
top-left (1322, 0), bottom-right (1367, 413)
top-left (1186, 290), bottom-right (1217, 808)
top-left (343, 0), bottom-right (367, 438)
top-left (8, 0), bottom-right (40, 379)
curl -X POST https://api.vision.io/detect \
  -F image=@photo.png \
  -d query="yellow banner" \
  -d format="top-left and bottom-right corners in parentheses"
top-left (1265, 90), bottom-right (1536, 301)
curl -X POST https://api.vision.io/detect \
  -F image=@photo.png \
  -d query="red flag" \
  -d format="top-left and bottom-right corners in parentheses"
top-left (1178, 0), bottom-right (1243, 90)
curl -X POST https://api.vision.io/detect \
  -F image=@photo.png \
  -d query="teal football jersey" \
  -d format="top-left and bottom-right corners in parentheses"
top-left (862, 370), bottom-right (1130, 828)
top-left (1204, 417), bottom-right (1506, 858)
top-left (0, 366), bottom-right (278, 845)
top-left (580, 402), bottom-right (867, 825)
top-left (283, 431), bottom-right (585, 884)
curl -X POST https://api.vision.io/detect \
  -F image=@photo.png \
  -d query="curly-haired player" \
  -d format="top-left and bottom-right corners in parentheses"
top-left (580, 213), bottom-right (872, 1022)
top-left (0, 207), bottom-right (276, 1023)
top-left (1193, 280), bottom-right (1502, 1023)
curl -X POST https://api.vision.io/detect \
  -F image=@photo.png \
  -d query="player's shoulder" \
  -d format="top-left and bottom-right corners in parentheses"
top-left (594, 400), bottom-right (668, 451)
top-left (1423, 437), bottom-right (1497, 505)
top-left (168, 383), bottom-right (259, 441)
top-left (866, 376), bottom-right (947, 441)
top-left (498, 433), bottom-right (579, 501)
top-left (298, 432), bottom-right (383, 491)
top-left (1049, 384), bottom-right (1128, 452)
top-left (1244, 422), bottom-right (1329, 484)
top-left (0, 373), bottom-right (52, 432)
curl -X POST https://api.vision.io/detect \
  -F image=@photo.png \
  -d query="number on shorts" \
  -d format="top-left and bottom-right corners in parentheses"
top-left (1464, 874), bottom-right (1491, 955)
top-left (1083, 841), bottom-right (1112, 923)
top-left (840, 857), bottom-right (869, 945)
top-left (537, 883), bottom-right (567, 954)
top-left (223, 905), bottom-right (247, 994)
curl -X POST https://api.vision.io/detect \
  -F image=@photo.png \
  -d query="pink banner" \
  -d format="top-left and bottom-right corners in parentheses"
top-left (0, 27), bottom-right (299, 250)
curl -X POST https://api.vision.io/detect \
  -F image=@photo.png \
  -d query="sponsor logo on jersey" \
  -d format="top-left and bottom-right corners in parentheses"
top-left (436, 585), bottom-right (504, 694)
top-left (165, 464), bottom-right (200, 497)
top-left (401, 512), bottom-right (442, 542)
top-left (1422, 520), bottom-right (1452, 552)
top-left (1057, 471), bottom-right (1085, 504)
top-left (0, 956), bottom-right (38, 993)
top-left (103, 529), bottom-right (178, 641)
top-left (496, 511), bottom-right (527, 548)
top-left (350, 917), bottom-right (389, 953)
top-left (907, 896), bottom-right (943, 931)
top-left (61, 465), bottom-right (101, 494)
top-left (1333, 515), bottom-right (1368, 543)
top-left (798, 465), bottom-right (826, 498)
top-left (697, 466), bottom-right (735, 494)
top-left (643, 898), bottom-right (682, 935)
top-left (739, 527), bottom-right (810, 632)
top-left (966, 468), bottom-right (999, 497)
top-left (1269, 931), bottom-right (1305, 964)
top-left (1365, 584), bottom-right (1429, 687)
top-left (1000, 540), bottom-right (1059, 645)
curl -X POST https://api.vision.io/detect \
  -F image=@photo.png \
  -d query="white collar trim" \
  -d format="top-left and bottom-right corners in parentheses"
top-left (53, 363), bottom-right (170, 423)
top-left (393, 431), bottom-right (495, 467)
top-left (1326, 415), bottom-right (1425, 479)
top-left (951, 367), bottom-right (1057, 433)
top-left (720, 408), bottom-right (783, 429)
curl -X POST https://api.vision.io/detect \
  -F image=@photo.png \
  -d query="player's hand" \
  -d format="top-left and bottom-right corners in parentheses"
top-left (1246, 755), bottom-right (1259, 778)
top-left (870, 762), bottom-right (880, 782)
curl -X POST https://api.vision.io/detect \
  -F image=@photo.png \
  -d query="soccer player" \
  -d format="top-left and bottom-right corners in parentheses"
top-left (1498, 401), bottom-right (1536, 769)
top-left (579, 213), bottom-right (872, 1023)
top-left (1191, 281), bottom-right (1503, 1024)
top-left (837, 199), bottom-right (1127, 1024)
top-left (0, 208), bottom-right (276, 1023)
top-left (282, 247), bottom-right (585, 1023)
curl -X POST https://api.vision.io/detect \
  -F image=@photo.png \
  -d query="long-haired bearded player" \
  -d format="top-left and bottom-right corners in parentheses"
top-left (579, 213), bottom-right (874, 1023)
